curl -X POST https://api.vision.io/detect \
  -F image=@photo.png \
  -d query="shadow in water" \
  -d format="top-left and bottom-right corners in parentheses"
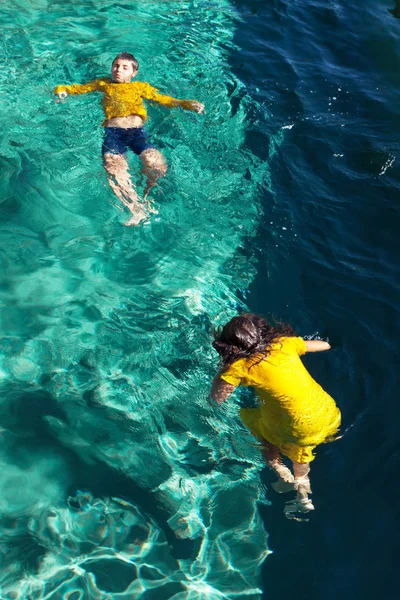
top-left (389, 1), bottom-right (400, 18)
top-left (0, 385), bottom-right (201, 562)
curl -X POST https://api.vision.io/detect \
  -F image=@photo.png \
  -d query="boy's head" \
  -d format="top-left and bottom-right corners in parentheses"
top-left (111, 52), bottom-right (139, 83)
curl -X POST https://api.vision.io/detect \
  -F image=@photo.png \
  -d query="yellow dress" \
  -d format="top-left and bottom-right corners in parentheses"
top-left (54, 78), bottom-right (194, 123)
top-left (220, 337), bottom-right (341, 463)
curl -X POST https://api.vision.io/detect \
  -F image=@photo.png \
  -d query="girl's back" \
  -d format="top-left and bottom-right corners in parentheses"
top-left (221, 336), bottom-right (340, 444)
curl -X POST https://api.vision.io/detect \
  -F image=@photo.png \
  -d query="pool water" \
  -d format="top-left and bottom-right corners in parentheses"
top-left (1, 0), bottom-right (399, 599)
top-left (0, 1), bottom-right (287, 598)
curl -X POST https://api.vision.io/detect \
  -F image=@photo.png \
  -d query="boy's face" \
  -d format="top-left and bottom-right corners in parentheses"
top-left (111, 59), bottom-right (137, 83)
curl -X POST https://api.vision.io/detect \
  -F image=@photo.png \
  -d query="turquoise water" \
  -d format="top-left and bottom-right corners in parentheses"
top-left (3, 1), bottom-right (399, 598)
top-left (0, 1), bottom-right (288, 598)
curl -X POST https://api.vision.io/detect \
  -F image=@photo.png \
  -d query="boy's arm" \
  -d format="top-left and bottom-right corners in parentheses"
top-left (142, 83), bottom-right (204, 113)
top-left (210, 373), bottom-right (236, 405)
top-left (54, 80), bottom-right (103, 97)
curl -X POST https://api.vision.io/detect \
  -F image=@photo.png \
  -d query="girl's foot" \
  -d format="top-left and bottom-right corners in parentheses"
top-left (271, 479), bottom-right (296, 494)
top-left (284, 497), bottom-right (315, 521)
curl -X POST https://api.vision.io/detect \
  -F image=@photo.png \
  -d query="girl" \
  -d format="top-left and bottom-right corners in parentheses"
top-left (210, 313), bottom-right (341, 519)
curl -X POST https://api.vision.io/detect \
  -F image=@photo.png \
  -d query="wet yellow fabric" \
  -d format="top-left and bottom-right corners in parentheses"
top-left (54, 78), bottom-right (191, 122)
top-left (220, 337), bottom-right (341, 463)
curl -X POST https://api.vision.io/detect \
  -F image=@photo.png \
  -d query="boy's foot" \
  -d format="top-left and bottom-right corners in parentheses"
top-left (124, 206), bottom-right (148, 226)
top-left (271, 479), bottom-right (296, 494)
top-left (146, 199), bottom-right (158, 215)
top-left (124, 214), bottom-right (146, 226)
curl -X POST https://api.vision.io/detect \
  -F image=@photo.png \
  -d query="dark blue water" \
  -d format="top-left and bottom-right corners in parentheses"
top-left (231, 1), bottom-right (399, 597)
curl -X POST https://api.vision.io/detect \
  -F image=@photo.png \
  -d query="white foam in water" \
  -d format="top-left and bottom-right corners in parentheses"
top-left (0, 1), bottom-right (285, 597)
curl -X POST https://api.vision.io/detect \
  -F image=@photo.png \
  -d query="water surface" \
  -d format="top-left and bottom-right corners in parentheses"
top-left (0, 1), bottom-right (399, 599)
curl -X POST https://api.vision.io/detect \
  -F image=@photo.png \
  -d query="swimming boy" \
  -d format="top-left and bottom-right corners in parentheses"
top-left (54, 52), bottom-right (204, 225)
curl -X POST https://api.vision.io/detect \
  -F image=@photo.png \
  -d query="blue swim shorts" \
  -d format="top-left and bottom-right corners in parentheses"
top-left (102, 127), bottom-right (155, 156)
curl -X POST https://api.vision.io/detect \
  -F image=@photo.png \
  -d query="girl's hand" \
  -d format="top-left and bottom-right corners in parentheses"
top-left (304, 340), bottom-right (331, 353)
top-left (210, 374), bottom-right (236, 405)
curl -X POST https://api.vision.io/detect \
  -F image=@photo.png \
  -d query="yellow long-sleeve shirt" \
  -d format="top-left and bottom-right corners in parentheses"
top-left (54, 78), bottom-right (193, 122)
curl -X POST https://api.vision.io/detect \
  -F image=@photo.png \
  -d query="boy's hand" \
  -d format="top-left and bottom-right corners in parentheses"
top-left (55, 90), bottom-right (68, 103)
top-left (184, 100), bottom-right (205, 114)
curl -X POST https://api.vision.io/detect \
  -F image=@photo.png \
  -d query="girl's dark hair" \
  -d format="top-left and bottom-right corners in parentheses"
top-left (213, 313), bottom-right (296, 368)
top-left (113, 52), bottom-right (139, 71)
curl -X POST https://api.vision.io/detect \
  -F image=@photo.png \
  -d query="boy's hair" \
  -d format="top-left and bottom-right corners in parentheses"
top-left (112, 52), bottom-right (139, 71)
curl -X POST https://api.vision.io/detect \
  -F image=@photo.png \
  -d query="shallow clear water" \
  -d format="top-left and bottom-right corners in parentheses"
top-left (0, 1), bottom-right (287, 598)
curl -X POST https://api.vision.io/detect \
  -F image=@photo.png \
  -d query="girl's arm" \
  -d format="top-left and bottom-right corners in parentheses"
top-left (305, 340), bottom-right (331, 352)
top-left (210, 373), bottom-right (236, 405)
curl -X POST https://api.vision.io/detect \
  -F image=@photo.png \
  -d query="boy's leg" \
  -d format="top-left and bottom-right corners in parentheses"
top-left (103, 153), bottom-right (147, 226)
top-left (140, 148), bottom-right (167, 200)
top-left (260, 441), bottom-right (295, 493)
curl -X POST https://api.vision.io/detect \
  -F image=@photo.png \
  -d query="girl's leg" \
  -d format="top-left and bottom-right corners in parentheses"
top-left (283, 461), bottom-right (314, 519)
top-left (292, 461), bottom-right (312, 501)
top-left (260, 441), bottom-right (295, 493)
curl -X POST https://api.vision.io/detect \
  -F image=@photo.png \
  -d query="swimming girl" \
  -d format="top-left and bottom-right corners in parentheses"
top-left (54, 52), bottom-right (204, 226)
top-left (210, 313), bottom-right (341, 519)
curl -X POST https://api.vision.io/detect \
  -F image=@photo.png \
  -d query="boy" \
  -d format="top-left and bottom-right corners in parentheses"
top-left (54, 52), bottom-right (204, 225)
